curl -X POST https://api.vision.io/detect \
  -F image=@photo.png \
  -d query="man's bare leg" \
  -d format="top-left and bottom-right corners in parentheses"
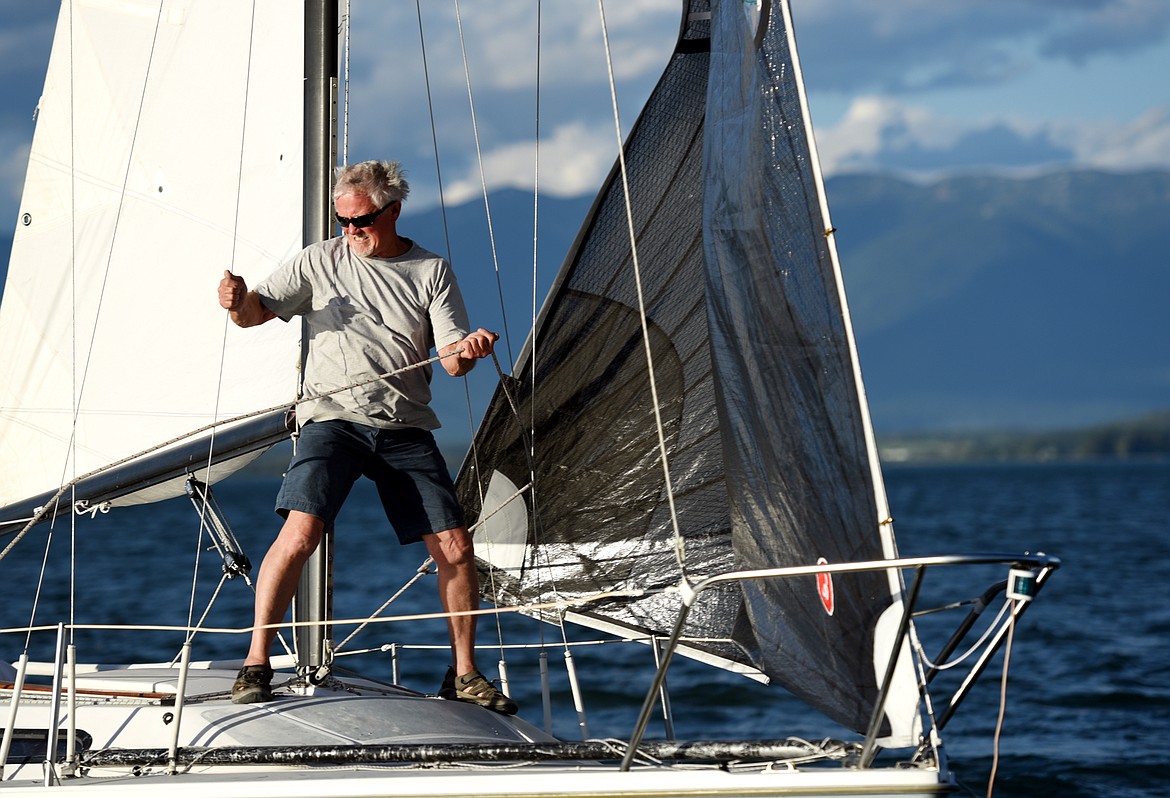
top-left (425, 527), bottom-right (518, 714)
top-left (424, 526), bottom-right (479, 675)
top-left (244, 510), bottom-right (327, 667)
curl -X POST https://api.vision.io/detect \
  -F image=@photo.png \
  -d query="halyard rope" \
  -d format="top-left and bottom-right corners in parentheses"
top-left (596, 0), bottom-right (687, 578)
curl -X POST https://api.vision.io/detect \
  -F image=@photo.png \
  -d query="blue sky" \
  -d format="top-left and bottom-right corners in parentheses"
top-left (2, 0), bottom-right (1169, 220)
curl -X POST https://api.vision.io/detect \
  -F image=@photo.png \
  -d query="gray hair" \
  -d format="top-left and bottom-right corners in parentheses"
top-left (333, 160), bottom-right (410, 207)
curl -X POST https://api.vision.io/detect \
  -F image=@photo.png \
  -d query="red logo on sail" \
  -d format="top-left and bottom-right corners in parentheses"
top-left (816, 557), bottom-right (835, 616)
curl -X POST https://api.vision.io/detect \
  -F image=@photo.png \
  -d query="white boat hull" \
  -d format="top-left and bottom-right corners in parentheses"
top-left (2, 666), bottom-right (951, 797)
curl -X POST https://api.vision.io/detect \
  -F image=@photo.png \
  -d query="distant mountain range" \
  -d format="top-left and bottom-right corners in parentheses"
top-left (826, 169), bottom-right (1170, 434)
top-left (403, 168), bottom-right (1170, 438)
top-left (3, 168), bottom-right (1167, 441)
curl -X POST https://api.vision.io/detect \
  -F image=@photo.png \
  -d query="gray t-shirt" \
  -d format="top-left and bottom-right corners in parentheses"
top-left (255, 237), bottom-right (470, 430)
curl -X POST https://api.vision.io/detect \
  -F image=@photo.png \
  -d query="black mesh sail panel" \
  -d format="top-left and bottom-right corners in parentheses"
top-left (457, 0), bottom-right (917, 743)
top-left (702, 0), bottom-right (907, 737)
top-left (456, 2), bottom-right (753, 673)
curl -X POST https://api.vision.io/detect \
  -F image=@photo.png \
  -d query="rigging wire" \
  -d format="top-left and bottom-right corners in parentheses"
top-left (191, 0), bottom-right (262, 650)
top-left (460, 378), bottom-right (510, 671)
top-left (413, 0), bottom-right (553, 696)
top-left (21, 510), bottom-right (62, 654)
top-left (342, 0), bottom-right (351, 165)
top-left (404, 0), bottom-right (580, 703)
top-left (453, 0), bottom-right (514, 370)
top-left (913, 599), bottom-right (1013, 671)
top-left (410, 0), bottom-right (509, 679)
top-left (333, 558), bottom-right (434, 654)
top-left (986, 613), bottom-right (1017, 798)
top-left (171, 573), bottom-right (232, 665)
top-left (432, 2), bottom-right (608, 722)
top-left (66, 0), bottom-right (77, 654)
top-left (595, 0), bottom-right (687, 577)
top-left (528, 0), bottom-right (548, 666)
top-left (905, 605), bottom-right (945, 769)
top-left (56, 0), bottom-right (169, 657)
top-left (414, 1), bottom-right (453, 262)
top-left (182, 0), bottom-right (287, 664)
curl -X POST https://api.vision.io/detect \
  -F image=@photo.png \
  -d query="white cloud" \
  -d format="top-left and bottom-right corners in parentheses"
top-left (815, 98), bottom-right (965, 173)
top-left (1052, 107), bottom-right (1170, 171)
top-left (817, 97), bottom-right (1170, 176)
top-left (441, 120), bottom-right (618, 207)
top-left (339, 1), bottom-right (678, 208)
top-left (335, 1), bottom-right (1170, 199)
top-left (794, 0), bottom-right (1170, 93)
top-left (347, 0), bottom-right (677, 94)
top-left (4, 0), bottom-right (1169, 227)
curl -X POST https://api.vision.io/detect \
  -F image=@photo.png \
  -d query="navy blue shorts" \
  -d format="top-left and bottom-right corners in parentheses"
top-left (275, 420), bottom-right (464, 544)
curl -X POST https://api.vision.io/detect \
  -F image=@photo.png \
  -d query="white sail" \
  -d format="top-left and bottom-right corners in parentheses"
top-left (0, 0), bottom-right (304, 512)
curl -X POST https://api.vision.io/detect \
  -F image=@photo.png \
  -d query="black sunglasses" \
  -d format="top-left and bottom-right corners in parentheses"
top-left (335, 201), bottom-right (395, 228)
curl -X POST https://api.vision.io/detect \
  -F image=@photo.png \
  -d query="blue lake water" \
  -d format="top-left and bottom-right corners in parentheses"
top-left (3, 459), bottom-right (1167, 797)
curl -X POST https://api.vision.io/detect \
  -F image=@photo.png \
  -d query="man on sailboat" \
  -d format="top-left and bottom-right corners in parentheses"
top-left (217, 159), bottom-right (517, 714)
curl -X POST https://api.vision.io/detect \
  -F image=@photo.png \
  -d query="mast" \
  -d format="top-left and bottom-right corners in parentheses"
top-left (294, 0), bottom-right (339, 677)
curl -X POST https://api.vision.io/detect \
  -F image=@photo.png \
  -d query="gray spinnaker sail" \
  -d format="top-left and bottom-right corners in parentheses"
top-left (456, 0), bottom-right (919, 745)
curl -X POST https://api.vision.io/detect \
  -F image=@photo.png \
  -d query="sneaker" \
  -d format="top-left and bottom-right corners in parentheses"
top-left (439, 667), bottom-right (518, 715)
top-left (231, 664), bottom-right (274, 704)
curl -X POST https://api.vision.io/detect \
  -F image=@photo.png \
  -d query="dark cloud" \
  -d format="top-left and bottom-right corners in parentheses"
top-left (878, 124), bottom-right (1075, 171)
top-left (1039, 0), bottom-right (1170, 63)
top-left (0, 4), bottom-right (55, 76)
top-left (0, 5), bottom-right (55, 125)
top-left (795, 0), bottom-right (1170, 95)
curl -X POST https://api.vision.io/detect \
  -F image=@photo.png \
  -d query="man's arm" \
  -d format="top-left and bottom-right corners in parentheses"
top-left (439, 328), bottom-right (499, 377)
top-left (219, 270), bottom-right (277, 327)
